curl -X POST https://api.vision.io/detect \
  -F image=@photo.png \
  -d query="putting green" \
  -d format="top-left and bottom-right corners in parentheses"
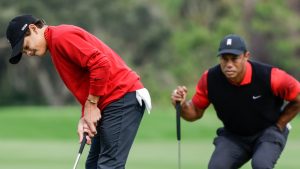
top-left (0, 106), bottom-right (300, 168)
top-left (0, 140), bottom-right (299, 169)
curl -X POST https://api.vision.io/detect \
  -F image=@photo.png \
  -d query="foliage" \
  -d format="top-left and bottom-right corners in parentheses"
top-left (0, 0), bottom-right (300, 105)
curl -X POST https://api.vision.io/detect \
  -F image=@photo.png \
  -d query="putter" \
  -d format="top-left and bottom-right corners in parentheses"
top-left (175, 102), bottom-right (181, 169)
top-left (72, 132), bottom-right (88, 169)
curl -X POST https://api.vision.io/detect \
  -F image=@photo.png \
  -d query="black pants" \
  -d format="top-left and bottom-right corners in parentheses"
top-left (85, 92), bottom-right (145, 169)
top-left (208, 125), bottom-right (289, 169)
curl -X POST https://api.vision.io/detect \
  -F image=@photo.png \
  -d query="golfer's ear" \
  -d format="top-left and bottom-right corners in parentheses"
top-left (28, 24), bottom-right (38, 33)
top-left (244, 51), bottom-right (250, 60)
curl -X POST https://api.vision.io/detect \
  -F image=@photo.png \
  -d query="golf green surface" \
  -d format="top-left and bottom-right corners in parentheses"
top-left (0, 106), bottom-right (299, 169)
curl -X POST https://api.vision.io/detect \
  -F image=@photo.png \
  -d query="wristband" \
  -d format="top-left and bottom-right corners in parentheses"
top-left (87, 98), bottom-right (97, 104)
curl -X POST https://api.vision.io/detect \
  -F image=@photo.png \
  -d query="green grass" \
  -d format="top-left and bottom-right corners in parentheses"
top-left (0, 105), bottom-right (300, 168)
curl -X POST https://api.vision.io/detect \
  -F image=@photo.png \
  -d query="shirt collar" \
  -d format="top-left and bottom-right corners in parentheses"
top-left (239, 61), bottom-right (252, 85)
top-left (44, 27), bottom-right (49, 41)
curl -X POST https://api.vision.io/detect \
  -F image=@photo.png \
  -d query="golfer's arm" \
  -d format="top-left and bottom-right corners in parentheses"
top-left (181, 100), bottom-right (205, 121)
top-left (276, 94), bottom-right (300, 131)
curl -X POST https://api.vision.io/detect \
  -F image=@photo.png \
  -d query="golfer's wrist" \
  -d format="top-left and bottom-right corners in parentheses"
top-left (181, 100), bottom-right (189, 110)
top-left (276, 123), bottom-right (285, 132)
top-left (87, 95), bottom-right (99, 105)
top-left (87, 98), bottom-right (97, 104)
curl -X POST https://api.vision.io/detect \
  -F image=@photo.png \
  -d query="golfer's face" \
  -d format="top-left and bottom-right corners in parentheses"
top-left (219, 53), bottom-right (248, 81)
top-left (22, 25), bottom-right (47, 57)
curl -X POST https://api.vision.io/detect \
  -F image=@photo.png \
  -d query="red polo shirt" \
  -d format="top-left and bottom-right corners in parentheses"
top-left (44, 25), bottom-right (143, 115)
top-left (192, 61), bottom-right (300, 109)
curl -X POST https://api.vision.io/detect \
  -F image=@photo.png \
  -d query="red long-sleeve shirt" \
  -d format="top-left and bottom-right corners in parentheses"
top-left (44, 25), bottom-right (143, 114)
top-left (192, 61), bottom-right (300, 109)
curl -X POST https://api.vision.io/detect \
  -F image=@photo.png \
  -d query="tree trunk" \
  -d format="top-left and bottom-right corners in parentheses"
top-left (243, 0), bottom-right (272, 63)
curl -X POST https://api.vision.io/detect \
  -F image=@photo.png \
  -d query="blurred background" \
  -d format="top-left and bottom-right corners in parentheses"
top-left (1, 0), bottom-right (300, 106)
top-left (0, 0), bottom-right (300, 168)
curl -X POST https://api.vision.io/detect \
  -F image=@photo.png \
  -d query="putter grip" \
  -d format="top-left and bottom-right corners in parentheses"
top-left (175, 102), bottom-right (181, 141)
top-left (79, 133), bottom-right (87, 154)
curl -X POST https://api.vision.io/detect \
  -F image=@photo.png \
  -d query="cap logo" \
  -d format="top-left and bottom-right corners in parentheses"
top-left (226, 38), bottom-right (232, 46)
top-left (21, 24), bottom-right (28, 31)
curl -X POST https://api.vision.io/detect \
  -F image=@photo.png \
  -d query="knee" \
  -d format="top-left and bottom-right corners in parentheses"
top-left (251, 158), bottom-right (274, 169)
top-left (208, 163), bottom-right (225, 169)
top-left (208, 159), bottom-right (230, 169)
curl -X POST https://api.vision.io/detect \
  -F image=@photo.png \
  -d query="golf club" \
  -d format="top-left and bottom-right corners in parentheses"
top-left (176, 101), bottom-right (181, 169)
top-left (72, 132), bottom-right (88, 169)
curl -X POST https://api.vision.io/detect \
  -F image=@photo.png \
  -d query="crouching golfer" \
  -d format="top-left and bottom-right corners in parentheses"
top-left (6, 14), bottom-right (151, 169)
top-left (171, 34), bottom-right (300, 169)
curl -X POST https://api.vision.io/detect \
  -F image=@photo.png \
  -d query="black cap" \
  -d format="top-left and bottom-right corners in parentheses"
top-left (217, 34), bottom-right (247, 56)
top-left (6, 14), bottom-right (39, 64)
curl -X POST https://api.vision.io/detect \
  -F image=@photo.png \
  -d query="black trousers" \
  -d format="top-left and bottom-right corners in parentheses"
top-left (85, 92), bottom-right (145, 169)
top-left (208, 125), bottom-right (289, 169)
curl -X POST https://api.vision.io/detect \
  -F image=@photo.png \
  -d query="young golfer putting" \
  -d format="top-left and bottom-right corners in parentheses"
top-left (171, 34), bottom-right (300, 169)
top-left (6, 14), bottom-right (151, 169)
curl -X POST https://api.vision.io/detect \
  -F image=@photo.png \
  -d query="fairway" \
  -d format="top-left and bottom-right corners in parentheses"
top-left (0, 106), bottom-right (300, 169)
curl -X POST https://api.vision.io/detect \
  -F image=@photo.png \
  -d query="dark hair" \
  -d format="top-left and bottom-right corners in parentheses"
top-left (25, 19), bottom-right (46, 36)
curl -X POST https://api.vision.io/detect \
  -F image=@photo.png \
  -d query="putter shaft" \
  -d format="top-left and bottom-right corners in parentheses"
top-left (175, 102), bottom-right (181, 169)
top-left (72, 133), bottom-right (88, 169)
top-left (72, 154), bottom-right (81, 169)
top-left (178, 140), bottom-right (181, 169)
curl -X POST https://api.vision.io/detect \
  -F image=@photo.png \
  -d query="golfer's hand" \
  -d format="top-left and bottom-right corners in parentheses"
top-left (171, 86), bottom-right (188, 106)
top-left (83, 101), bottom-right (101, 137)
top-left (77, 118), bottom-right (92, 145)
